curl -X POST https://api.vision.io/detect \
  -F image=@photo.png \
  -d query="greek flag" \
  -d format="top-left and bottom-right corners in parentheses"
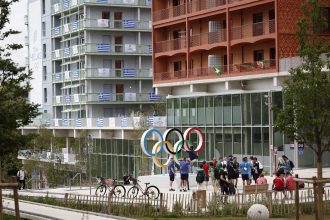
top-left (64, 47), bottom-right (70, 56)
top-left (65, 95), bottom-right (71, 104)
top-left (72, 21), bottom-right (78, 31)
top-left (63, 0), bottom-right (69, 9)
top-left (123, 69), bottom-right (136, 77)
top-left (98, 93), bottom-right (111, 101)
top-left (146, 116), bottom-right (154, 126)
top-left (63, 118), bottom-right (69, 127)
top-left (97, 118), bottom-right (104, 127)
top-left (44, 120), bottom-right (50, 127)
top-left (147, 0), bottom-right (152, 6)
top-left (149, 93), bottom-right (160, 101)
top-left (54, 26), bottom-right (60, 35)
top-left (97, 43), bottom-right (110, 52)
top-left (55, 73), bottom-right (61, 81)
top-left (121, 117), bottom-right (128, 127)
top-left (73, 70), bottom-right (79, 79)
top-left (96, 0), bottom-right (108, 3)
top-left (123, 20), bottom-right (135, 28)
top-left (148, 45), bottom-right (152, 54)
top-left (76, 118), bottom-right (81, 127)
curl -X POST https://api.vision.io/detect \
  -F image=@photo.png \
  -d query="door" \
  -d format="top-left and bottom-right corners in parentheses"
top-left (173, 30), bottom-right (181, 50)
top-left (114, 11), bottom-right (122, 28)
top-left (102, 11), bottom-right (110, 19)
top-left (104, 108), bottom-right (113, 117)
top-left (103, 60), bottom-right (112, 76)
top-left (253, 13), bottom-right (263, 36)
top-left (115, 36), bottom-right (123, 53)
top-left (270, 48), bottom-right (276, 67)
top-left (116, 84), bottom-right (124, 101)
top-left (173, 61), bottom-right (181, 78)
top-left (269, 10), bottom-right (275, 33)
top-left (115, 60), bottom-right (123, 77)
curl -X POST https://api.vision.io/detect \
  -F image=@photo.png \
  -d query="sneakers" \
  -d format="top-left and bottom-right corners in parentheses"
top-left (180, 189), bottom-right (183, 192)
top-left (169, 188), bottom-right (175, 191)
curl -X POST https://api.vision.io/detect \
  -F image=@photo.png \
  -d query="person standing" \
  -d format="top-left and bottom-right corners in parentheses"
top-left (232, 157), bottom-right (240, 188)
top-left (202, 161), bottom-right (210, 188)
top-left (168, 157), bottom-right (176, 191)
top-left (17, 167), bottom-right (27, 190)
top-left (196, 164), bottom-right (205, 190)
top-left (282, 155), bottom-right (294, 175)
top-left (179, 157), bottom-right (190, 192)
top-left (240, 157), bottom-right (252, 186)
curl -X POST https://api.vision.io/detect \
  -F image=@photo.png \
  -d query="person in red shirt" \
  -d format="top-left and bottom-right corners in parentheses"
top-left (202, 161), bottom-right (210, 189)
top-left (285, 172), bottom-right (295, 199)
top-left (273, 171), bottom-right (285, 199)
top-left (256, 173), bottom-right (268, 185)
top-left (212, 158), bottom-right (217, 167)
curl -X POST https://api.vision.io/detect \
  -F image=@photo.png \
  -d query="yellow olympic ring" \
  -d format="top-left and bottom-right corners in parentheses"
top-left (152, 141), bottom-right (179, 168)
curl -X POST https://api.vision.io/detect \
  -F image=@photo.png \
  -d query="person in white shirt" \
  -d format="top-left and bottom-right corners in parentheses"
top-left (17, 167), bottom-right (27, 190)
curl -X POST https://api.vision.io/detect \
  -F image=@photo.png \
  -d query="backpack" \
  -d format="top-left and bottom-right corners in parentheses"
top-left (289, 160), bottom-right (295, 169)
top-left (213, 167), bottom-right (220, 180)
top-left (196, 170), bottom-right (204, 183)
top-left (258, 161), bottom-right (263, 169)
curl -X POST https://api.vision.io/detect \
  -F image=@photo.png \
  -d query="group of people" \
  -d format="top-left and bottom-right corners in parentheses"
top-left (168, 154), bottom-right (297, 195)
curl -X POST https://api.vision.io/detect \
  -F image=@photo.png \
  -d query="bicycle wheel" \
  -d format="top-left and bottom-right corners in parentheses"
top-left (112, 185), bottom-right (126, 197)
top-left (146, 185), bottom-right (160, 199)
top-left (127, 186), bottom-right (139, 198)
top-left (95, 185), bottom-right (107, 196)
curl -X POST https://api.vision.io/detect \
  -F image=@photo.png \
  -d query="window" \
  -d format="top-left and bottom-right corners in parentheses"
top-left (253, 50), bottom-right (264, 61)
top-left (44, 88), bottom-right (47, 103)
top-left (102, 11), bottom-right (110, 19)
top-left (173, 61), bottom-right (181, 72)
top-left (253, 13), bottom-right (263, 36)
top-left (42, 0), bottom-right (45, 14)
top-left (43, 66), bottom-right (47, 80)
top-left (43, 44), bottom-right (46, 58)
top-left (42, 22), bottom-right (46, 36)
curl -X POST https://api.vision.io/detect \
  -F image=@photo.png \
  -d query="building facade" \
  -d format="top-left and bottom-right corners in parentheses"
top-left (152, 0), bottom-right (330, 170)
top-left (23, 0), bottom-right (168, 180)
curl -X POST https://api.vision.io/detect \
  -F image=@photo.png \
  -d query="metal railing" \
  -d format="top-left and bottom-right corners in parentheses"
top-left (84, 19), bottom-right (151, 30)
top-left (190, 30), bottom-right (227, 47)
top-left (231, 20), bottom-right (275, 40)
top-left (155, 38), bottom-right (186, 53)
top-left (69, 173), bottom-right (82, 190)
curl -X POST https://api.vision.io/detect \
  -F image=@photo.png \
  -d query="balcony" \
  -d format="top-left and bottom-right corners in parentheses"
top-left (85, 68), bottom-right (152, 78)
top-left (155, 38), bottom-right (186, 53)
top-left (153, 3), bottom-right (187, 22)
top-left (229, 59), bottom-right (276, 73)
top-left (154, 60), bottom-right (277, 83)
top-left (54, 94), bottom-right (87, 105)
top-left (52, 0), bottom-right (84, 14)
top-left (24, 36), bottom-right (29, 46)
top-left (154, 70), bottom-right (187, 81)
top-left (86, 92), bottom-right (164, 103)
top-left (85, 43), bottom-right (152, 55)
top-left (188, 0), bottom-right (226, 13)
top-left (18, 149), bottom-right (75, 164)
top-left (231, 20), bottom-right (275, 41)
top-left (52, 20), bottom-right (83, 37)
top-left (84, 0), bottom-right (151, 7)
top-left (52, 45), bottom-right (85, 60)
top-left (24, 15), bottom-right (28, 25)
top-left (53, 69), bottom-right (86, 82)
top-left (84, 19), bottom-right (151, 31)
top-left (190, 30), bottom-right (227, 48)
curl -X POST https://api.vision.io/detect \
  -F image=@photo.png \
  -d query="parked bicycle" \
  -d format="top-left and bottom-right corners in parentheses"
top-left (95, 177), bottom-right (126, 197)
top-left (127, 177), bottom-right (160, 199)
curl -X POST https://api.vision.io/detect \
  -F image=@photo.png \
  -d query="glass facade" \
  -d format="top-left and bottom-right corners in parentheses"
top-left (166, 91), bottom-right (285, 168)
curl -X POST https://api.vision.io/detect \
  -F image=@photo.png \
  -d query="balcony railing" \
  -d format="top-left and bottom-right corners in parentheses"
top-left (154, 60), bottom-right (277, 82)
top-left (53, 69), bottom-right (86, 82)
top-left (188, 0), bottom-right (226, 13)
top-left (86, 92), bottom-right (164, 103)
top-left (85, 68), bottom-right (152, 78)
top-left (84, 19), bottom-right (151, 30)
top-left (155, 38), bottom-right (186, 53)
top-left (154, 70), bottom-right (187, 81)
top-left (52, 45), bottom-right (86, 59)
top-left (85, 43), bottom-right (152, 55)
top-left (153, 3), bottom-right (187, 22)
top-left (54, 94), bottom-right (87, 105)
top-left (52, 0), bottom-right (151, 14)
top-left (229, 59), bottom-right (276, 73)
top-left (231, 20), bottom-right (275, 40)
top-left (190, 30), bottom-right (227, 47)
top-left (52, 20), bottom-right (84, 37)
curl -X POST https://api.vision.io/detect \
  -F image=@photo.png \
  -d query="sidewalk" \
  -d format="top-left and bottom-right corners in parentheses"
top-left (3, 198), bottom-right (131, 220)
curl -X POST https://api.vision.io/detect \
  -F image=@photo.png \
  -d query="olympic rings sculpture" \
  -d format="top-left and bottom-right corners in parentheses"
top-left (140, 127), bottom-right (205, 168)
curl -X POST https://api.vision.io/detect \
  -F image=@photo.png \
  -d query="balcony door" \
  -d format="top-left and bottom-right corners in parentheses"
top-left (253, 13), bottom-right (263, 36)
top-left (114, 11), bottom-right (122, 28)
top-left (115, 36), bottom-right (123, 52)
top-left (115, 60), bottom-right (123, 77)
top-left (173, 30), bottom-right (184, 50)
top-left (103, 84), bottom-right (112, 101)
top-left (116, 84), bottom-right (124, 101)
top-left (174, 61), bottom-right (182, 78)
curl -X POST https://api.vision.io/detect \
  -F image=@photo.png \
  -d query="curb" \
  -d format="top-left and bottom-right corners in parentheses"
top-left (4, 197), bottom-right (135, 220)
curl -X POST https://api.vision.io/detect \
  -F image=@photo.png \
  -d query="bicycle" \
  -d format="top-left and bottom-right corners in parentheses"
top-left (95, 177), bottom-right (126, 197)
top-left (127, 177), bottom-right (160, 199)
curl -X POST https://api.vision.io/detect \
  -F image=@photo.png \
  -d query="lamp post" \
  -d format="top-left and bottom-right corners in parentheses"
top-left (87, 135), bottom-right (93, 195)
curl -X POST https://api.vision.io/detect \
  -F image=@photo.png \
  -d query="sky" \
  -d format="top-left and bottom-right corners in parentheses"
top-left (2, 0), bottom-right (27, 65)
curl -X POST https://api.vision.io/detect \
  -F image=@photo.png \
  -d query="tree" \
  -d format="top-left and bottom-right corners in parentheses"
top-left (275, 0), bottom-right (330, 219)
top-left (0, 0), bottom-right (40, 179)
